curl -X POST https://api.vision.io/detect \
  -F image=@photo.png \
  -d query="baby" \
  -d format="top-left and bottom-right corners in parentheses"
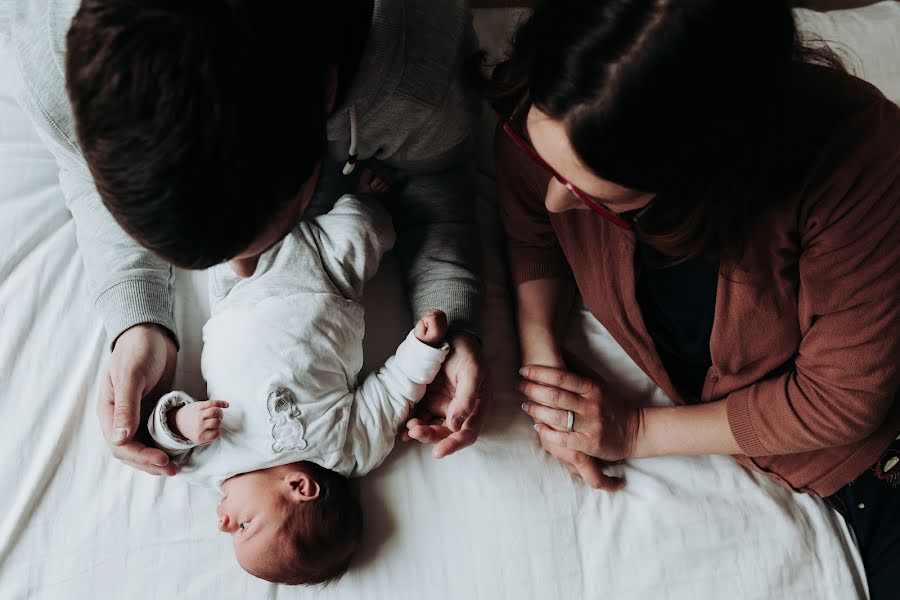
top-left (147, 179), bottom-right (449, 585)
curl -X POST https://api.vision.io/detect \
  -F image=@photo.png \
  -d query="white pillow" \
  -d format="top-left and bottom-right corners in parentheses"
top-left (795, 1), bottom-right (900, 105)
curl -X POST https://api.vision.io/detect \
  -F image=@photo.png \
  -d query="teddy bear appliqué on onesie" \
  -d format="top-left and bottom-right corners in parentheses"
top-left (266, 387), bottom-right (308, 453)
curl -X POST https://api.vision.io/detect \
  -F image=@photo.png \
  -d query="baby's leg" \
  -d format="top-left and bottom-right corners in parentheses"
top-left (414, 310), bottom-right (448, 348)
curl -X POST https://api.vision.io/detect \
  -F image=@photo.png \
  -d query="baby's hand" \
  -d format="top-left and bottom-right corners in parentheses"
top-left (173, 400), bottom-right (230, 446)
top-left (415, 310), bottom-right (448, 348)
top-left (358, 167), bottom-right (391, 197)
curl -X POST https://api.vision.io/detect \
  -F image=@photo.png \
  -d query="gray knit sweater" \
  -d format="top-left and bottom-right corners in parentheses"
top-left (11, 0), bottom-right (482, 346)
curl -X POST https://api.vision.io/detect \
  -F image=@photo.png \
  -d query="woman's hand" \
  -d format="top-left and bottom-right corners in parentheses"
top-left (518, 365), bottom-right (642, 487)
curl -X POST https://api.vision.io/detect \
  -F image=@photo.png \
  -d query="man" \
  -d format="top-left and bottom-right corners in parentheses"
top-left (13, 0), bottom-right (488, 475)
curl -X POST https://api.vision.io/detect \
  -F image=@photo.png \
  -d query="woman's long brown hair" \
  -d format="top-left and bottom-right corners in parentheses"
top-left (489, 0), bottom-right (847, 262)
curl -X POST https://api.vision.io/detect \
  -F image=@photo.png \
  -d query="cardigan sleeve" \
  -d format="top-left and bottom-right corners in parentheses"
top-left (726, 100), bottom-right (900, 455)
top-left (494, 126), bottom-right (573, 286)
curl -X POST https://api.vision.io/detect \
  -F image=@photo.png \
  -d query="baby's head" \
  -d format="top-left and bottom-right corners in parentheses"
top-left (217, 462), bottom-right (362, 585)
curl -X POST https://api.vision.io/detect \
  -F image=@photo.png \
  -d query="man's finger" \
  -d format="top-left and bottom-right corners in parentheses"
top-left (406, 417), bottom-right (443, 430)
top-left (96, 373), bottom-right (117, 440)
top-left (432, 427), bottom-right (477, 459)
top-left (110, 373), bottom-right (146, 445)
top-left (447, 368), bottom-right (481, 432)
top-left (434, 387), bottom-right (488, 458)
top-left (519, 365), bottom-right (595, 396)
top-left (112, 442), bottom-right (177, 476)
top-left (408, 424), bottom-right (452, 445)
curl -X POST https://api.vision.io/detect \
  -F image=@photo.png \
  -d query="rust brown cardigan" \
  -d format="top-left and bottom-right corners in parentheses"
top-left (496, 64), bottom-right (900, 497)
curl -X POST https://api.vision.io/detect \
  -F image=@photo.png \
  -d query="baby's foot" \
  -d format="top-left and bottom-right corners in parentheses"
top-left (415, 309), bottom-right (448, 348)
top-left (358, 167), bottom-right (391, 197)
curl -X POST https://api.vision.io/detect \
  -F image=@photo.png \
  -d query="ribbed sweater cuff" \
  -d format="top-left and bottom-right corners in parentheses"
top-left (726, 389), bottom-right (770, 457)
top-left (413, 285), bottom-right (483, 341)
top-left (96, 279), bottom-right (179, 351)
top-left (512, 261), bottom-right (572, 286)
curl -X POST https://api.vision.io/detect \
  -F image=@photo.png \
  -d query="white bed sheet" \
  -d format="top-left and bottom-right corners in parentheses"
top-left (2, 8), bottom-right (890, 599)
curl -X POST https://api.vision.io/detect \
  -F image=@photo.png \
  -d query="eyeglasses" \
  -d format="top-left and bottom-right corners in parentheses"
top-left (502, 96), bottom-right (634, 230)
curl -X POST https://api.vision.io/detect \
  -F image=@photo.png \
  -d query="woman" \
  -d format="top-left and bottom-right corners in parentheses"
top-left (493, 1), bottom-right (899, 596)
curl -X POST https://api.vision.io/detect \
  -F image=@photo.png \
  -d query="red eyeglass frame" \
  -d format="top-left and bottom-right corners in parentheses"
top-left (502, 104), bottom-right (634, 231)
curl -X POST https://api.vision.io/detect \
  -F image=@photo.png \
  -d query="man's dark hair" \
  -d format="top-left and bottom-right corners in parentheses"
top-left (246, 462), bottom-right (364, 586)
top-left (66, 1), bottom-right (338, 268)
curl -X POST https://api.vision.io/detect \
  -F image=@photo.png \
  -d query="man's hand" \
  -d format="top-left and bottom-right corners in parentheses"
top-left (97, 323), bottom-right (178, 476)
top-left (403, 331), bottom-right (490, 458)
top-left (173, 400), bottom-right (229, 446)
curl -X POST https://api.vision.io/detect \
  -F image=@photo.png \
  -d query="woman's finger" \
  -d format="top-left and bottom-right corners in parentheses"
top-left (521, 401), bottom-right (572, 431)
top-left (518, 380), bottom-right (583, 412)
top-left (541, 440), bottom-right (625, 491)
top-left (519, 365), bottom-right (596, 396)
top-left (570, 451), bottom-right (625, 491)
top-left (534, 423), bottom-right (589, 454)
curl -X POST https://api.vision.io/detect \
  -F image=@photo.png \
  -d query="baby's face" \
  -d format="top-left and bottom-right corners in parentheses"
top-left (217, 464), bottom-right (320, 575)
top-left (218, 470), bottom-right (290, 571)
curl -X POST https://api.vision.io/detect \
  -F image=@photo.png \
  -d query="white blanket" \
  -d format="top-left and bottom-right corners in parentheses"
top-left (5, 5), bottom-right (899, 598)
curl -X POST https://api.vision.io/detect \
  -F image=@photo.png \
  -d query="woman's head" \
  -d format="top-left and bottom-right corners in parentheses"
top-left (218, 462), bottom-right (362, 586)
top-left (498, 0), bottom-right (843, 258)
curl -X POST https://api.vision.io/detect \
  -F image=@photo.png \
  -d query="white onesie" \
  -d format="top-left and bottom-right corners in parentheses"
top-left (148, 196), bottom-right (449, 487)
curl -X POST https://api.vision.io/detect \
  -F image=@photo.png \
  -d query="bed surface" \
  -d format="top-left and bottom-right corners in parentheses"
top-left (3, 5), bottom-right (898, 599)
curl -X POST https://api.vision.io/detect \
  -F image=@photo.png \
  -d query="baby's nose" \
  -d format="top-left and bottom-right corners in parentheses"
top-left (218, 514), bottom-right (237, 533)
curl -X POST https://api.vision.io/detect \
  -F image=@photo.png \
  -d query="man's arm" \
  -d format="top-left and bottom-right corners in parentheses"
top-left (14, 57), bottom-right (179, 474)
top-left (14, 70), bottom-right (178, 347)
top-left (388, 160), bottom-right (484, 339)
top-left (311, 195), bottom-right (396, 302)
top-left (388, 159), bottom-right (491, 449)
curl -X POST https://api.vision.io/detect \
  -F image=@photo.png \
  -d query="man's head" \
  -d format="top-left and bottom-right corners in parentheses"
top-left (66, 1), bottom-right (338, 270)
top-left (218, 462), bottom-right (363, 585)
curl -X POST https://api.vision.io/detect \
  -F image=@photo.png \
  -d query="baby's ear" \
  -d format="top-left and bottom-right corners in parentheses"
top-left (285, 471), bottom-right (320, 502)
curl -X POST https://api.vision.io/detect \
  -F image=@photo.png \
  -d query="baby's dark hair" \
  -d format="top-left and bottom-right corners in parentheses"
top-left (250, 462), bottom-right (363, 586)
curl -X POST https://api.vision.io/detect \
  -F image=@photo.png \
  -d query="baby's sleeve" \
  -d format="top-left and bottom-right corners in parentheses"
top-left (343, 331), bottom-right (450, 476)
top-left (310, 195), bottom-right (396, 301)
top-left (147, 391), bottom-right (198, 456)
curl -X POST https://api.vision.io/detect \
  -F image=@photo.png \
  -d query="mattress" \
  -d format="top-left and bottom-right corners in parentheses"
top-left (4, 5), bottom-right (898, 599)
